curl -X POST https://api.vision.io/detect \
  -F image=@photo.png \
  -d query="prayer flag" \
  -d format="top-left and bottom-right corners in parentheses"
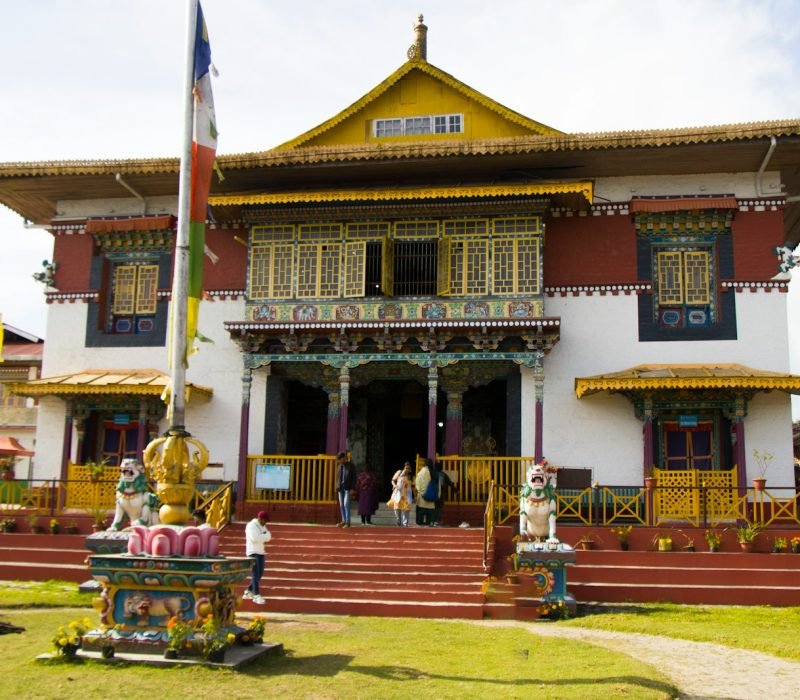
top-left (187, 2), bottom-right (216, 360)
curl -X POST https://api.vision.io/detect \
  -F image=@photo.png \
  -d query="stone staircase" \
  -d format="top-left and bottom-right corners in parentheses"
top-left (222, 521), bottom-right (489, 618)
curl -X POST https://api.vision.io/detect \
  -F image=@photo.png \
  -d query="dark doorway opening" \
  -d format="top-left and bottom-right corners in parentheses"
top-left (286, 382), bottom-right (328, 455)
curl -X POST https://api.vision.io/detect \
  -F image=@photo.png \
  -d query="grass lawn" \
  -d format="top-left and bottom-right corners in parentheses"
top-left (566, 602), bottom-right (800, 662)
top-left (0, 586), bottom-right (677, 699)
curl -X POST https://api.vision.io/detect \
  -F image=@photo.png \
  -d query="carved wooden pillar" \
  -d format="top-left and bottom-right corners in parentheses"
top-left (427, 365), bottom-right (438, 461)
top-left (136, 399), bottom-right (148, 460)
top-left (734, 395), bottom-right (747, 497)
top-left (236, 367), bottom-right (253, 520)
top-left (326, 389), bottom-right (340, 455)
top-left (60, 400), bottom-right (74, 481)
top-left (444, 390), bottom-right (463, 456)
top-left (642, 396), bottom-right (654, 478)
top-left (337, 366), bottom-right (350, 453)
top-left (533, 360), bottom-right (544, 463)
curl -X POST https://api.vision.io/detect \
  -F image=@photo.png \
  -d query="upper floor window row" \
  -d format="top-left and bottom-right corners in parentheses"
top-left (373, 113), bottom-right (463, 138)
top-left (249, 217), bottom-right (542, 301)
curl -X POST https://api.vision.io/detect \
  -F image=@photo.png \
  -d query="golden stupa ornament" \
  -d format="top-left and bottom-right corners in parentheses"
top-left (143, 428), bottom-right (209, 525)
top-left (407, 14), bottom-right (428, 61)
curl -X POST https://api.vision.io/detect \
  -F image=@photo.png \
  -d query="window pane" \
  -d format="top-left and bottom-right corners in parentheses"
top-left (112, 266), bottom-right (137, 314)
top-left (684, 251), bottom-right (710, 304)
top-left (134, 265), bottom-right (158, 314)
top-left (656, 251), bottom-right (684, 304)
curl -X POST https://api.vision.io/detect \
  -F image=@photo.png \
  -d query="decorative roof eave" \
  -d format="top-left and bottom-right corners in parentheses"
top-left (225, 317), bottom-right (561, 333)
top-left (575, 364), bottom-right (800, 399)
top-left (209, 181), bottom-right (593, 207)
top-left (7, 369), bottom-right (212, 401)
top-left (3, 120), bottom-right (799, 178)
top-left (275, 59), bottom-right (562, 150)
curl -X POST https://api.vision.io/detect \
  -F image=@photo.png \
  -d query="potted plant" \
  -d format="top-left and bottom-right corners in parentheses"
top-left (704, 529), bottom-right (722, 552)
top-left (240, 615), bottom-right (267, 645)
top-left (88, 508), bottom-right (108, 532)
top-left (27, 513), bottom-right (43, 534)
top-left (50, 616), bottom-right (93, 660)
top-left (644, 467), bottom-right (658, 489)
top-left (165, 615), bottom-right (194, 659)
top-left (86, 457), bottom-right (110, 483)
top-left (772, 536), bottom-right (788, 553)
top-left (49, 518), bottom-right (60, 535)
top-left (200, 613), bottom-right (234, 663)
top-left (0, 517), bottom-right (17, 533)
top-left (736, 524), bottom-right (761, 552)
top-left (648, 532), bottom-right (672, 551)
top-left (751, 449), bottom-right (772, 491)
top-left (0, 456), bottom-right (16, 481)
top-left (575, 535), bottom-right (595, 551)
top-left (609, 524), bottom-right (632, 551)
top-left (792, 536), bottom-right (800, 554)
top-left (64, 519), bottom-right (79, 535)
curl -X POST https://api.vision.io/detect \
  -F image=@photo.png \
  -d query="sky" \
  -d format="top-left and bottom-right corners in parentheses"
top-left (1, 0), bottom-right (799, 411)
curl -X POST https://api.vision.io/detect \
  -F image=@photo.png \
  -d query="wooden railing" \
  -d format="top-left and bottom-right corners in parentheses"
top-left (194, 481), bottom-right (234, 530)
top-left (436, 455), bottom-right (534, 505)
top-left (483, 479), bottom-right (495, 569)
top-left (245, 454), bottom-right (339, 503)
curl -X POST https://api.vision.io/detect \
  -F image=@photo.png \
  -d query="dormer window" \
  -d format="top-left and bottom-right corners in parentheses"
top-left (373, 114), bottom-right (463, 138)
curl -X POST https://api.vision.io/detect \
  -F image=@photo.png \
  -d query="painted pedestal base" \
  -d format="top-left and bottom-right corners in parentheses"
top-left (514, 542), bottom-right (577, 617)
top-left (82, 541), bottom-right (251, 657)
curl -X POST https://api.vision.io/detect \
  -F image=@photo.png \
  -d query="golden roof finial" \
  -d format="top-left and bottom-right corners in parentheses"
top-left (407, 14), bottom-right (427, 62)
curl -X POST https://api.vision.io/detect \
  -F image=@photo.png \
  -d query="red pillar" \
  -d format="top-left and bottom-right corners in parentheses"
top-left (337, 367), bottom-right (350, 453)
top-left (427, 366), bottom-right (438, 461)
top-left (235, 369), bottom-right (252, 520)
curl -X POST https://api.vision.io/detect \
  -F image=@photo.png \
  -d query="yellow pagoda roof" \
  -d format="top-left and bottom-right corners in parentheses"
top-left (7, 369), bottom-right (212, 401)
top-left (575, 364), bottom-right (800, 398)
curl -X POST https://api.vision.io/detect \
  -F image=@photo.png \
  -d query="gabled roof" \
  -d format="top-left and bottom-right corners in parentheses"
top-left (276, 58), bottom-right (562, 150)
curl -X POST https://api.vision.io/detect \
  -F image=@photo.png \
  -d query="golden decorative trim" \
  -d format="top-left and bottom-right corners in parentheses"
top-left (2, 120), bottom-right (799, 176)
top-left (575, 363), bottom-right (800, 398)
top-left (209, 181), bottom-right (593, 206)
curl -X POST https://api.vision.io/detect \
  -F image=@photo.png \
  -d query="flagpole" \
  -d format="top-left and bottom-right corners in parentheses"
top-left (169, 0), bottom-right (199, 432)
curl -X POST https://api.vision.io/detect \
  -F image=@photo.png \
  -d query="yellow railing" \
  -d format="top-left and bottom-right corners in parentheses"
top-left (437, 455), bottom-right (535, 505)
top-left (194, 481), bottom-right (234, 530)
top-left (64, 463), bottom-right (118, 510)
top-left (483, 479), bottom-right (495, 568)
top-left (0, 479), bottom-right (59, 514)
top-left (651, 467), bottom-right (737, 527)
top-left (245, 454), bottom-right (339, 503)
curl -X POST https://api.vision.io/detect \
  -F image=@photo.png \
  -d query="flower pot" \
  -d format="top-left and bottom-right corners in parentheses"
top-left (739, 541), bottom-right (754, 553)
top-left (708, 545), bottom-right (719, 553)
top-left (61, 643), bottom-right (80, 659)
top-left (207, 648), bottom-right (226, 663)
top-left (164, 648), bottom-right (178, 660)
top-left (752, 477), bottom-right (766, 492)
top-left (1, 470), bottom-right (13, 482)
top-left (644, 477), bottom-right (657, 489)
top-left (657, 539), bottom-right (672, 552)
top-left (619, 541), bottom-right (629, 551)
top-left (101, 645), bottom-right (115, 659)
top-left (792, 543), bottom-right (800, 554)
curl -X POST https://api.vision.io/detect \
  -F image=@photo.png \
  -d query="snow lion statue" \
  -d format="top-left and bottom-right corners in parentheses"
top-left (519, 460), bottom-right (558, 544)
top-left (110, 458), bottom-right (160, 530)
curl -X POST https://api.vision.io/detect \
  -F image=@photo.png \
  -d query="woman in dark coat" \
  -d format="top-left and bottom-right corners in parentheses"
top-left (356, 464), bottom-right (379, 525)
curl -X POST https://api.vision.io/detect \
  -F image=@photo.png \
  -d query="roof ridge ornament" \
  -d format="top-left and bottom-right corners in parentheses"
top-left (407, 14), bottom-right (427, 62)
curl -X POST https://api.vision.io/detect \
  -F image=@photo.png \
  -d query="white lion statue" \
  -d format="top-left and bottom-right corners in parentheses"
top-left (519, 460), bottom-right (558, 544)
top-left (110, 458), bottom-right (160, 531)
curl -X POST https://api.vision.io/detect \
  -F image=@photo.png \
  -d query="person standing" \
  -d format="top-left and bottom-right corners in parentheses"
top-left (356, 463), bottom-right (379, 525)
top-left (388, 461), bottom-right (414, 526)
top-left (431, 462), bottom-right (454, 526)
top-left (336, 451), bottom-right (356, 527)
top-left (244, 510), bottom-right (271, 604)
top-left (415, 458), bottom-right (436, 526)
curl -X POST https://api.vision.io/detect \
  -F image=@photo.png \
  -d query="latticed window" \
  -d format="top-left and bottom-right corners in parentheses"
top-left (110, 263), bottom-right (158, 333)
top-left (492, 238), bottom-right (540, 294)
top-left (297, 243), bottom-right (341, 298)
top-left (250, 225), bottom-right (295, 300)
top-left (444, 219), bottom-right (488, 295)
top-left (656, 250), bottom-right (710, 305)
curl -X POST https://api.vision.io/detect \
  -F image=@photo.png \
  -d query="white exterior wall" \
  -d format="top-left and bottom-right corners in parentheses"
top-left (538, 289), bottom-right (795, 485)
top-left (34, 296), bottom-right (246, 480)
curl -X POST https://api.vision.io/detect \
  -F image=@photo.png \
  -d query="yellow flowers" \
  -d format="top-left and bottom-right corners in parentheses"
top-left (166, 614), bottom-right (193, 651)
top-left (51, 617), bottom-right (93, 657)
top-left (610, 525), bottom-right (632, 542)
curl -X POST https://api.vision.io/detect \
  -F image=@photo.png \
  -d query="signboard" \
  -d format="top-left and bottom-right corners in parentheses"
top-left (254, 463), bottom-right (291, 491)
top-left (113, 414), bottom-right (130, 425)
top-left (679, 415), bottom-right (698, 428)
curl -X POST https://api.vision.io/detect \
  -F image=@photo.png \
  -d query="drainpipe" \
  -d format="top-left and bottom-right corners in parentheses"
top-left (755, 136), bottom-right (777, 197)
top-left (115, 173), bottom-right (147, 214)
